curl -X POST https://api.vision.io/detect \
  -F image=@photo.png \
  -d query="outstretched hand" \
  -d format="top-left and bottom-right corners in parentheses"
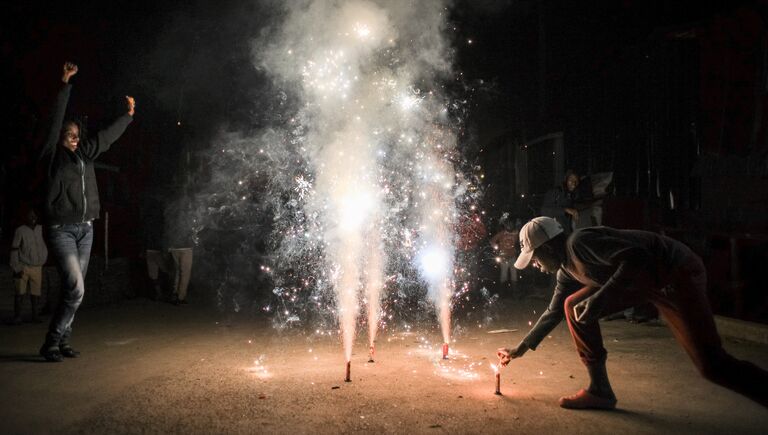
top-left (126, 96), bottom-right (136, 116)
top-left (497, 342), bottom-right (529, 367)
top-left (565, 207), bottom-right (579, 222)
top-left (62, 62), bottom-right (78, 83)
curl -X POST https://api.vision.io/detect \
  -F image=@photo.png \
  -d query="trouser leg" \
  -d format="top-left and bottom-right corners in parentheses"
top-left (13, 295), bottom-right (23, 323)
top-left (563, 286), bottom-right (643, 366)
top-left (30, 295), bottom-right (41, 321)
top-left (45, 224), bottom-right (92, 347)
top-left (499, 261), bottom-right (508, 283)
top-left (564, 286), bottom-right (609, 365)
top-left (146, 250), bottom-right (163, 299)
top-left (563, 284), bottom-right (649, 402)
top-left (28, 266), bottom-right (42, 321)
top-left (13, 270), bottom-right (30, 323)
top-left (653, 256), bottom-right (768, 407)
top-left (170, 248), bottom-right (193, 301)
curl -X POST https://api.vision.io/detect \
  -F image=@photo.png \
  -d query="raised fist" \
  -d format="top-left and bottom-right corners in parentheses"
top-left (125, 95), bottom-right (136, 116)
top-left (62, 62), bottom-right (78, 83)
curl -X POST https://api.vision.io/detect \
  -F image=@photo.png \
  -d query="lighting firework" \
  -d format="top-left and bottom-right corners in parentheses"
top-left (492, 363), bottom-right (502, 395)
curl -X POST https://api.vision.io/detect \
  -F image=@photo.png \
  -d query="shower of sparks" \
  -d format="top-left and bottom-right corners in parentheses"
top-left (247, 355), bottom-right (272, 379)
top-left (407, 339), bottom-right (489, 382)
top-left (191, 0), bottom-right (490, 367)
top-left (294, 175), bottom-right (313, 200)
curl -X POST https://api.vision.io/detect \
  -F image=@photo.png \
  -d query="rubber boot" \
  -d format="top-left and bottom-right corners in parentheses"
top-left (586, 362), bottom-right (616, 400)
top-left (12, 295), bottom-right (23, 324)
top-left (559, 363), bottom-right (617, 409)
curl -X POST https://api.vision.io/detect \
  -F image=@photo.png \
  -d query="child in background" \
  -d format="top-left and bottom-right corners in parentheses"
top-left (490, 214), bottom-right (520, 296)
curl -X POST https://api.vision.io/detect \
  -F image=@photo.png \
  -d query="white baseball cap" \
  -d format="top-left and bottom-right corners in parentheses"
top-left (514, 217), bottom-right (564, 269)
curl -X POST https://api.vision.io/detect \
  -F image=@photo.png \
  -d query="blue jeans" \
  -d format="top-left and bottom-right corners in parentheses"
top-left (44, 222), bottom-right (93, 346)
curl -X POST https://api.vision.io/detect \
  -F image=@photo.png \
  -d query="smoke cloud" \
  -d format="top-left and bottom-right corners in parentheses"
top-left (190, 0), bottom-right (483, 358)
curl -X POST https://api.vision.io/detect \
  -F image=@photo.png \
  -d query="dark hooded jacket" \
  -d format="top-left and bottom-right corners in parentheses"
top-left (39, 82), bottom-right (132, 225)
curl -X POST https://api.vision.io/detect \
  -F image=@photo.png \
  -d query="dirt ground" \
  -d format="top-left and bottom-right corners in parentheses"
top-left (1, 295), bottom-right (767, 434)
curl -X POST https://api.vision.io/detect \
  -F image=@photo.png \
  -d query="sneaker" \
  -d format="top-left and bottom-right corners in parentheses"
top-left (39, 344), bottom-right (64, 362)
top-left (59, 344), bottom-right (80, 358)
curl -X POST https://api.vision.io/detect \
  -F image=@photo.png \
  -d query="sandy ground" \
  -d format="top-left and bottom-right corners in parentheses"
top-left (1, 296), bottom-right (767, 434)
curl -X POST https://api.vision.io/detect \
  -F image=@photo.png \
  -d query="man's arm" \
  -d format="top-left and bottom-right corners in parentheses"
top-left (573, 260), bottom-right (647, 323)
top-left (39, 63), bottom-right (77, 160)
top-left (569, 229), bottom-right (651, 323)
top-left (520, 269), bottom-right (581, 350)
top-left (79, 96), bottom-right (135, 160)
top-left (498, 270), bottom-right (581, 365)
top-left (9, 228), bottom-right (23, 274)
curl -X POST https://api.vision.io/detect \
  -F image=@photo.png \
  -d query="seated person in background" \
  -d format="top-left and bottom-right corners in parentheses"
top-left (541, 170), bottom-right (592, 235)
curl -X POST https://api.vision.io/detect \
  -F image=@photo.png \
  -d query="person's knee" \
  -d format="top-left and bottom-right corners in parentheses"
top-left (73, 286), bottom-right (85, 304)
top-left (62, 284), bottom-right (85, 306)
top-left (564, 293), bottom-right (583, 317)
top-left (564, 287), bottom-right (593, 319)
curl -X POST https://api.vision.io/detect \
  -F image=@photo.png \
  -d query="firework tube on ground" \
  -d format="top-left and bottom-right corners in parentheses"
top-left (345, 361), bottom-right (351, 382)
top-left (442, 342), bottom-right (449, 359)
top-left (495, 366), bottom-right (502, 395)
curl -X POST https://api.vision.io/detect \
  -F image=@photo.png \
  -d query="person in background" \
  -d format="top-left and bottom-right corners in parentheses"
top-left (541, 170), bottom-right (590, 235)
top-left (10, 208), bottom-right (48, 324)
top-left (489, 214), bottom-right (519, 296)
top-left (497, 216), bottom-right (768, 409)
top-left (141, 194), bottom-right (170, 301)
top-left (164, 195), bottom-right (194, 305)
top-left (37, 62), bottom-right (135, 362)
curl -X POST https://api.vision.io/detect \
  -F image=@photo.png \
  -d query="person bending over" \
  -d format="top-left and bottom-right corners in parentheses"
top-left (497, 217), bottom-right (768, 409)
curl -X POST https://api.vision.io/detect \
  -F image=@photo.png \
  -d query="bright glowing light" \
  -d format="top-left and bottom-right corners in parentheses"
top-left (354, 23), bottom-right (371, 38)
top-left (398, 94), bottom-right (420, 111)
top-left (338, 188), bottom-right (375, 232)
top-left (247, 356), bottom-right (271, 379)
top-left (417, 245), bottom-right (450, 282)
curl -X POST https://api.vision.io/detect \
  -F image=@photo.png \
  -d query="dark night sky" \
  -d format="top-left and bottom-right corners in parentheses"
top-left (0, 0), bottom-right (762, 214)
top-left (3, 0), bottom-right (749, 137)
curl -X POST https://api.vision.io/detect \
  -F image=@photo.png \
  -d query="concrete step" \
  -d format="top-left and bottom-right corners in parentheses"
top-left (715, 315), bottom-right (768, 344)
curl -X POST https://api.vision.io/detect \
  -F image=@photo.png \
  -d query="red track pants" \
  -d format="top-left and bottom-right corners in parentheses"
top-left (563, 255), bottom-right (768, 407)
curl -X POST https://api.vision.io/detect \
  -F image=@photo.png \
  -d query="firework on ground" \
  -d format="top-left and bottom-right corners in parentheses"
top-left (190, 0), bottom-right (489, 355)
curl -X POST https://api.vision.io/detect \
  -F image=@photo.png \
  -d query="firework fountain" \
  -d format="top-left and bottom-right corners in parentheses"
top-left (198, 0), bottom-right (479, 378)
